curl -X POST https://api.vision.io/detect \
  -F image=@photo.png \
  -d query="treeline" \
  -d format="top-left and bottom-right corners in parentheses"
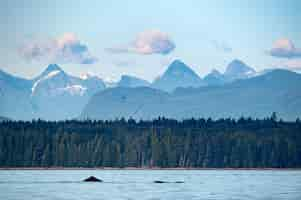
top-left (0, 116), bottom-right (301, 168)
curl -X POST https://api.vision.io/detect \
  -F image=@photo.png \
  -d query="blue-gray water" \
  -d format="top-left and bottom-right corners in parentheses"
top-left (0, 170), bottom-right (301, 200)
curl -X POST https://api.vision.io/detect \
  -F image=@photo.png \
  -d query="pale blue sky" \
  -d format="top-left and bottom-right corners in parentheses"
top-left (1, 0), bottom-right (300, 81)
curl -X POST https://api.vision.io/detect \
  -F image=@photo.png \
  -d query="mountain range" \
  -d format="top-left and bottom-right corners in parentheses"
top-left (1, 59), bottom-right (300, 121)
top-left (0, 64), bottom-right (105, 120)
top-left (81, 69), bottom-right (301, 121)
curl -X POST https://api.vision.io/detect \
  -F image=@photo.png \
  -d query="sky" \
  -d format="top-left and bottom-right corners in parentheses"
top-left (0, 0), bottom-right (300, 82)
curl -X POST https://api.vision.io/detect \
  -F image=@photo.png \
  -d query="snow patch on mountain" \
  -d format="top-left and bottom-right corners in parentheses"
top-left (80, 72), bottom-right (99, 80)
top-left (31, 70), bottom-right (61, 94)
top-left (57, 85), bottom-right (87, 96)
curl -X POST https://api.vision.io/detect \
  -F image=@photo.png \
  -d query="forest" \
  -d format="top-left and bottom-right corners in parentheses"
top-left (0, 115), bottom-right (301, 168)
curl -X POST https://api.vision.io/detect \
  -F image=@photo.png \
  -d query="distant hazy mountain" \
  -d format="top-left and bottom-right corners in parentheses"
top-left (224, 59), bottom-right (256, 81)
top-left (203, 59), bottom-right (256, 86)
top-left (0, 116), bottom-right (11, 121)
top-left (0, 64), bottom-right (105, 120)
top-left (117, 75), bottom-right (150, 88)
top-left (81, 87), bottom-right (169, 120)
top-left (203, 69), bottom-right (225, 86)
top-left (151, 60), bottom-right (205, 92)
top-left (81, 69), bottom-right (301, 121)
top-left (0, 69), bottom-right (33, 120)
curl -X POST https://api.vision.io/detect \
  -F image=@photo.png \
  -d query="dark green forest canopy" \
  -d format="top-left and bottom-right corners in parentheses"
top-left (0, 117), bottom-right (301, 168)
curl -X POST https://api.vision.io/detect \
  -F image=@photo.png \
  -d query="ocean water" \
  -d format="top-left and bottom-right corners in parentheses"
top-left (0, 169), bottom-right (300, 200)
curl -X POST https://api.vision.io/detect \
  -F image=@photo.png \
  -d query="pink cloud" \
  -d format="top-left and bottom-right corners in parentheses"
top-left (268, 38), bottom-right (301, 58)
top-left (19, 33), bottom-right (97, 64)
top-left (106, 30), bottom-right (175, 55)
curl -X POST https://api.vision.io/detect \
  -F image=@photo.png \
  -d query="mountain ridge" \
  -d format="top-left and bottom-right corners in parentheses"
top-left (117, 75), bottom-right (150, 88)
top-left (81, 69), bottom-right (301, 121)
top-left (1, 60), bottom-right (301, 121)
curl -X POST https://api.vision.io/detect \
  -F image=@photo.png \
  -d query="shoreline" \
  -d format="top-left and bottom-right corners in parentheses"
top-left (1, 167), bottom-right (301, 171)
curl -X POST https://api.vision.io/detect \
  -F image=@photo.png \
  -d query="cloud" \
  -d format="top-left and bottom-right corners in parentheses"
top-left (211, 40), bottom-right (232, 53)
top-left (19, 33), bottom-right (98, 64)
top-left (106, 30), bottom-right (175, 55)
top-left (268, 38), bottom-right (301, 59)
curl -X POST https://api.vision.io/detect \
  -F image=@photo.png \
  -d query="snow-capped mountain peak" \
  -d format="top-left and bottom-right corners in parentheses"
top-left (224, 59), bottom-right (256, 80)
top-left (39, 64), bottom-right (63, 78)
top-left (26, 64), bottom-right (106, 120)
top-left (151, 59), bottom-right (205, 92)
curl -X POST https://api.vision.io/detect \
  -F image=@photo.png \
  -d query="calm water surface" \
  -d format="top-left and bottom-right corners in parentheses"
top-left (0, 169), bottom-right (300, 200)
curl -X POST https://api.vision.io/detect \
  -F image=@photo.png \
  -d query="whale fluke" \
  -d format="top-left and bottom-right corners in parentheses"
top-left (83, 176), bottom-right (103, 182)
